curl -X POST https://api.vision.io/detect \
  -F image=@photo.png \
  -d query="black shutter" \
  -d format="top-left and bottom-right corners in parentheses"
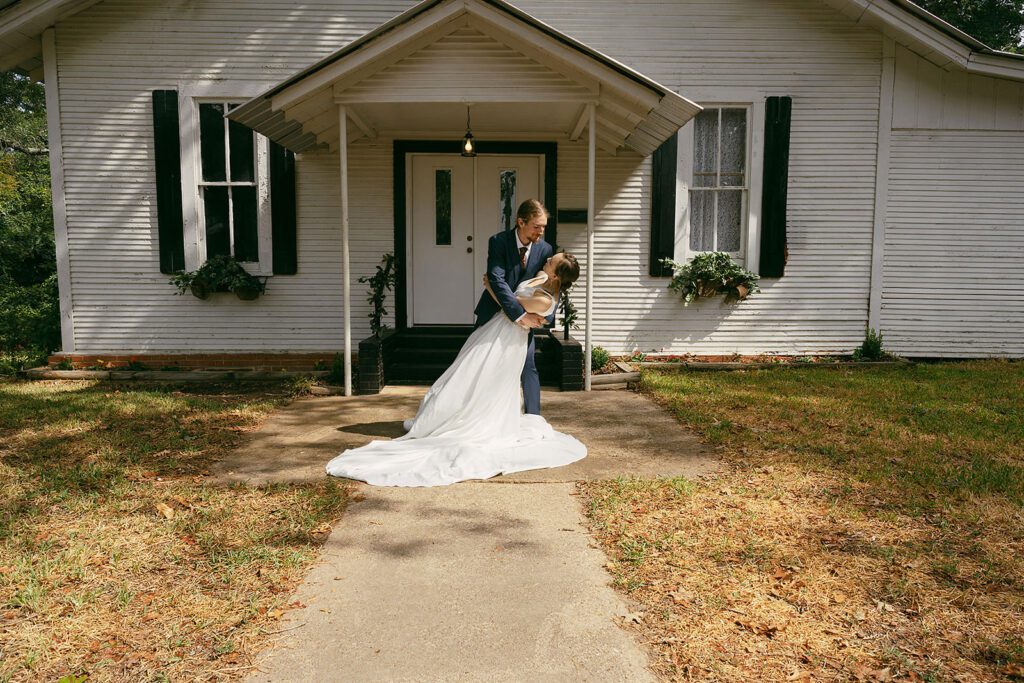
top-left (649, 132), bottom-right (677, 276)
top-left (269, 140), bottom-right (297, 275)
top-left (759, 96), bottom-right (792, 278)
top-left (151, 90), bottom-right (186, 274)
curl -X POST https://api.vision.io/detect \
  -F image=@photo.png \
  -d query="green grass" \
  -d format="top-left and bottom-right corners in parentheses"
top-left (641, 360), bottom-right (1024, 511)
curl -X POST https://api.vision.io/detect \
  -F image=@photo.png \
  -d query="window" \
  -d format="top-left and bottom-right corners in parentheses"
top-left (676, 103), bottom-right (760, 269)
top-left (198, 102), bottom-right (259, 261)
top-left (181, 96), bottom-right (273, 274)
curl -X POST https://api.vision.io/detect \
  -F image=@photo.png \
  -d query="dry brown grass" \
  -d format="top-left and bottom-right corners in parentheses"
top-left (0, 379), bottom-right (353, 682)
top-left (578, 361), bottom-right (1024, 683)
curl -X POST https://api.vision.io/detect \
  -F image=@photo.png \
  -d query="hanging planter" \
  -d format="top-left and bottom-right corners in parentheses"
top-left (170, 255), bottom-right (267, 301)
top-left (662, 252), bottom-right (760, 305)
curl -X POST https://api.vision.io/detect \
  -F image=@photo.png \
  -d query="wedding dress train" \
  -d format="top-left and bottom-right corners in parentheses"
top-left (325, 274), bottom-right (587, 487)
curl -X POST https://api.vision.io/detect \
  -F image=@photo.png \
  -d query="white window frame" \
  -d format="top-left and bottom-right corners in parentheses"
top-left (178, 82), bottom-right (276, 275)
top-left (674, 98), bottom-right (765, 273)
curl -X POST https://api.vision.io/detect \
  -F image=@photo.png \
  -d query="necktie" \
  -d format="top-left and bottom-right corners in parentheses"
top-left (519, 246), bottom-right (527, 268)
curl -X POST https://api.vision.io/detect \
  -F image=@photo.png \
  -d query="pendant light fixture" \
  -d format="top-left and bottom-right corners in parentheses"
top-left (461, 105), bottom-right (476, 157)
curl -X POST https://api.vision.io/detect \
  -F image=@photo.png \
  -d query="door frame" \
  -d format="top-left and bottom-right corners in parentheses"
top-left (393, 140), bottom-right (558, 331)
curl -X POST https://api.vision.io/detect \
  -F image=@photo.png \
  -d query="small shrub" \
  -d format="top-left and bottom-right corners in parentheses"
top-left (54, 358), bottom-right (73, 370)
top-left (327, 353), bottom-right (345, 385)
top-left (853, 328), bottom-right (886, 361)
top-left (591, 345), bottom-right (610, 370)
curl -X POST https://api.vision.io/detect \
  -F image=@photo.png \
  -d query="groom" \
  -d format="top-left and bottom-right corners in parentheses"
top-left (473, 198), bottom-right (554, 415)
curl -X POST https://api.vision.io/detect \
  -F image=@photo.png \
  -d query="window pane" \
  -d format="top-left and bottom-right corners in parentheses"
top-left (435, 169), bottom-right (451, 246)
top-left (688, 190), bottom-right (714, 252)
top-left (228, 120), bottom-right (255, 183)
top-left (499, 169), bottom-right (517, 232)
top-left (720, 108), bottom-right (746, 181)
top-left (693, 109), bottom-right (719, 178)
top-left (232, 186), bottom-right (259, 262)
top-left (199, 103), bottom-right (226, 182)
top-left (717, 190), bottom-right (742, 252)
top-left (693, 172), bottom-right (716, 188)
top-left (203, 186), bottom-right (230, 258)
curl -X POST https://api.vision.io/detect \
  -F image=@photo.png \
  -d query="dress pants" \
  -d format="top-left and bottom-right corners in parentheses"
top-left (521, 330), bottom-right (540, 415)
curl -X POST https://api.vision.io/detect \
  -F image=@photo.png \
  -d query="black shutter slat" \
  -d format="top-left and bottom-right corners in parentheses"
top-left (151, 90), bottom-right (186, 274)
top-left (759, 96), bottom-right (792, 278)
top-left (270, 140), bottom-right (297, 275)
top-left (649, 131), bottom-right (677, 277)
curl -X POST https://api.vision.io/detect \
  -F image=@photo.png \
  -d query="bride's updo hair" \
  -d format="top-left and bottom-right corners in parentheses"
top-left (517, 198), bottom-right (549, 223)
top-left (553, 252), bottom-right (581, 288)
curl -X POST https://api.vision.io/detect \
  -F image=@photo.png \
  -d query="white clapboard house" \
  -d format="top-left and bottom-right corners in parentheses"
top-left (2, 0), bottom-right (1023, 393)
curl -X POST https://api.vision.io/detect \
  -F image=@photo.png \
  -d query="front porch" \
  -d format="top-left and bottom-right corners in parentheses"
top-left (226, 0), bottom-right (699, 396)
top-left (357, 325), bottom-right (584, 394)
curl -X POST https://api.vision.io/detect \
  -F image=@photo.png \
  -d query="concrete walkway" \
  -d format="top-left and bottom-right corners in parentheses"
top-left (220, 388), bottom-right (717, 682)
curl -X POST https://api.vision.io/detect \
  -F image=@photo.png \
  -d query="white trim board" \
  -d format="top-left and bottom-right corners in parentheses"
top-left (42, 26), bottom-right (75, 352)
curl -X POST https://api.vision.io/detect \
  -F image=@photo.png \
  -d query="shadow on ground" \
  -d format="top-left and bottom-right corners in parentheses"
top-left (213, 387), bottom-right (718, 486)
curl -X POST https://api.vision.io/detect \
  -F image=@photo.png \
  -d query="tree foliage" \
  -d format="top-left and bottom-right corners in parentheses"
top-left (0, 71), bottom-right (60, 359)
top-left (914, 0), bottom-right (1024, 52)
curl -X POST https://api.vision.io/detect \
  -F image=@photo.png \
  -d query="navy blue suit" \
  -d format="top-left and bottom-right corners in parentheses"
top-left (473, 230), bottom-right (554, 415)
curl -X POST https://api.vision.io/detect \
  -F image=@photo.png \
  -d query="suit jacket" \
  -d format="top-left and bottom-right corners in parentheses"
top-left (473, 229), bottom-right (555, 328)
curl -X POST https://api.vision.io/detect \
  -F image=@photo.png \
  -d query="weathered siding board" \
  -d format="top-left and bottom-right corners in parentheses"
top-left (56, 0), bottom-right (411, 352)
top-left (882, 130), bottom-right (1024, 357)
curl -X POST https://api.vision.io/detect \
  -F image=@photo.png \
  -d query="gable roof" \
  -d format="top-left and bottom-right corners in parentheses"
top-left (0, 0), bottom-right (102, 77)
top-left (225, 0), bottom-right (701, 155)
top-left (2, 0), bottom-right (1023, 82)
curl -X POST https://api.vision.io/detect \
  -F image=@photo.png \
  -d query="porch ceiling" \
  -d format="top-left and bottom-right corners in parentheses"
top-left (226, 0), bottom-right (701, 156)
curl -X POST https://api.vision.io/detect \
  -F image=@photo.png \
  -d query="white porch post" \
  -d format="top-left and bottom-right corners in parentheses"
top-left (339, 105), bottom-right (353, 396)
top-left (584, 102), bottom-right (596, 391)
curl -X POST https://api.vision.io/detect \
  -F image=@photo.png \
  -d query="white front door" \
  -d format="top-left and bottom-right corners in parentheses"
top-left (409, 154), bottom-right (542, 325)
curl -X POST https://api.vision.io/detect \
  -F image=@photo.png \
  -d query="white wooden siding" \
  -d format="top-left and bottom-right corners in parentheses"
top-left (893, 45), bottom-right (1024, 131)
top-left (52, 0), bottom-right (1023, 358)
top-left (881, 131), bottom-right (1024, 357)
top-left (55, 0), bottom-right (413, 352)
top-left (530, 0), bottom-right (882, 354)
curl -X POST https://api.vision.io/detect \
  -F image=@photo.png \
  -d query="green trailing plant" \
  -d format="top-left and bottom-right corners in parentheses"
top-left (591, 345), bottom-right (610, 371)
top-left (661, 252), bottom-right (760, 304)
top-left (853, 327), bottom-right (886, 361)
top-left (169, 254), bottom-right (266, 300)
top-left (359, 252), bottom-right (398, 337)
top-left (559, 283), bottom-right (579, 341)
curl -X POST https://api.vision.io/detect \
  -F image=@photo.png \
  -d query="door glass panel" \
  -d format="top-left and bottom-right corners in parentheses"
top-left (435, 169), bottom-right (451, 246)
top-left (499, 169), bottom-right (517, 232)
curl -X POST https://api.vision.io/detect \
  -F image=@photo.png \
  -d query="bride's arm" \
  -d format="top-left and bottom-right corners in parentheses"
top-left (483, 275), bottom-right (552, 316)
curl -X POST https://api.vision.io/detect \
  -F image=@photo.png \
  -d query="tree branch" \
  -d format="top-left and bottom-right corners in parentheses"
top-left (1, 140), bottom-right (49, 156)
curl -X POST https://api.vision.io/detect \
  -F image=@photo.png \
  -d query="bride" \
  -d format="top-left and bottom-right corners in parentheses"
top-left (325, 252), bottom-right (586, 487)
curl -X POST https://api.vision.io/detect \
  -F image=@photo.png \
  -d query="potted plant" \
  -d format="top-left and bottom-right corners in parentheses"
top-left (661, 252), bottom-right (760, 304)
top-left (170, 254), bottom-right (267, 301)
top-left (357, 253), bottom-right (399, 394)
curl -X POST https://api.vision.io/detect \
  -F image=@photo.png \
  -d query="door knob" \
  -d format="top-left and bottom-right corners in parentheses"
top-left (466, 235), bottom-right (473, 241)
top-left (467, 247), bottom-right (473, 253)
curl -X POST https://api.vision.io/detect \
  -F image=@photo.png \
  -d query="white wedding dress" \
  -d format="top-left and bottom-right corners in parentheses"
top-left (325, 273), bottom-right (587, 487)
